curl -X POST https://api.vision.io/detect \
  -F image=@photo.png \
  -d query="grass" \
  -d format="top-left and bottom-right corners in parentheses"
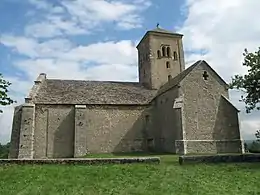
top-left (0, 154), bottom-right (260, 195)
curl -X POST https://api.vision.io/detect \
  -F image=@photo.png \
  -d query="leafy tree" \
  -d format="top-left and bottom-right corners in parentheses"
top-left (229, 48), bottom-right (260, 113)
top-left (244, 142), bottom-right (249, 153)
top-left (255, 130), bottom-right (260, 141)
top-left (248, 141), bottom-right (260, 153)
top-left (246, 130), bottom-right (260, 153)
top-left (0, 73), bottom-right (15, 113)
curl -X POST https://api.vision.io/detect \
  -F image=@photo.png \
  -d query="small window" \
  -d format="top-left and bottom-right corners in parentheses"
top-left (168, 75), bottom-right (172, 81)
top-left (203, 71), bottom-right (209, 80)
top-left (157, 50), bottom-right (161, 58)
top-left (145, 115), bottom-right (150, 123)
top-left (166, 61), bottom-right (170, 69)
top-left (173, 52), bottom-right (178, 60)
top-left (147, 138), bottom-right (154, 150)
top-left (162, 47), bottom-right (166, 57)
top-left (167, 47), bottom-right (171, 57)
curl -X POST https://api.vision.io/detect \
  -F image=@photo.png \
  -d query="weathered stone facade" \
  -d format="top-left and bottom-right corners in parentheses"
top-left (9, 27), bottom-right (244, 159)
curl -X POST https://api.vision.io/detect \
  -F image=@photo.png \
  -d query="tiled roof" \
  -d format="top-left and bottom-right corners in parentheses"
top-left (149, 27), bottom-right (183, 36)
top-left (34, 80), bottom-right (158, 105)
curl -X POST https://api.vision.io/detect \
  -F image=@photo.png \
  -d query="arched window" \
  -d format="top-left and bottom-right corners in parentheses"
top-left (166, 61), bottom-right (170, 69)
top-left (167, 47), bottom-right (171, 57)
top-left (157, 50), bottom-right (161, 58)
top-left (173, 51), bottom-right (178, 60)
top-left (168, 75), bottom-right (172, 82)
top-left (162, 47), bottom-right (166, 57)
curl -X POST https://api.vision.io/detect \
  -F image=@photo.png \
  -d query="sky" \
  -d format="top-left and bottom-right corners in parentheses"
top-left (0, 0), bottom-right (260, 144)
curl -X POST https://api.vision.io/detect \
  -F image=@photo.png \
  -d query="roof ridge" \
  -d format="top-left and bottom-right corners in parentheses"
top-left (221, 95), bottom-right (240, 112)
top-left (46, 79), bottom-right (141, 84)
top-left (149, 27), bottom-right (183, 36)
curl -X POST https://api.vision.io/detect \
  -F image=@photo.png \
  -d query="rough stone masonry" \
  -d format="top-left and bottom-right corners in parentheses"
top-left (9, 27), bottom-right (245, 159)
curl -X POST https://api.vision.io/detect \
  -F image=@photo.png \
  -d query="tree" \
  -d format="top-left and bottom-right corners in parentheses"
top-left (248, 141), bottom-right (260, 153)
top-left (255, 130), bottom-right (260, 141)
top-left (0, 73), bottom-right (15, 113)
top-left (229, 48), bottom-right (260, 113)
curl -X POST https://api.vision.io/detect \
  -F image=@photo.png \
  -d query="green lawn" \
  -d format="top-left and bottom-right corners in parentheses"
top-left (0, 154), bottom-right (260, 195)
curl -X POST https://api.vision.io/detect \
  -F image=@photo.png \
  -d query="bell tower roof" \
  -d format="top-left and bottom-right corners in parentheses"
top-left (149, 27), bottom-right (183, 36)
top-left (136, 26), bottom-right (183, 49)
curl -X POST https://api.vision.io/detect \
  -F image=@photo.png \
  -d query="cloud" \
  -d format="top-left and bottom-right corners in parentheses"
top-left (28, 0), bottom-right (64, 13)
top-left (24, 0), bottom-right (151, 38)
top-left (25, 15), bottom-right (87, 38)
top-left (0, 35), bottom-right (38, 58)
top-left (0, 36), bottom-right (74, 58)
top-left (61, 40), bottom-right (137, 65)
top-left (0, 106), bottom-right (15, 144)
top-left (178, 0), bottom-right (260, 139)
top-left (1, 35), bottom-right (138, 79)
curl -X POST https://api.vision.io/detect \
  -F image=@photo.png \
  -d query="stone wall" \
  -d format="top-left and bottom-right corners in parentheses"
top-left (18, 103), bottom-right (35, 159)
top-left (32, 104), bottom-right (150, 158)
top-left (149, 34), bottom-right (185, 89)
top-left (150, 86), bottom-right (183, 153)
top-left (8, 106), bottom-right (22, 158)
top-left (137, 31), bottom-right (185, 90)
top-left (137, 35), bottom-right (152, 88)
top-left (185, 140), bottom-right (243, 154)
top-left (34, 105), bottom-right (75, 158)
top-left (180, 64), bottom-right (242, 154)
top-left (83, 105), bottom-right (148, 154)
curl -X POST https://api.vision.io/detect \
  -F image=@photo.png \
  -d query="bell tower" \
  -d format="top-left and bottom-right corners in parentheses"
top-left (136, 26), bottom-right (185, 89)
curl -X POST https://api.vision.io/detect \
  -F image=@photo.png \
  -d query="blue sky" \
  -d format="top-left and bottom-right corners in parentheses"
top-left (0, 0), bottom-right (260, 143)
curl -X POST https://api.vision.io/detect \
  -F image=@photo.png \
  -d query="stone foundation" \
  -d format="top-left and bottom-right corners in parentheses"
top-left (175, 139), bottom-right (244, 154)
top-left (0, 157), bottom-right (160, 165)
top-left (179, 154), bottom-right (260, 165)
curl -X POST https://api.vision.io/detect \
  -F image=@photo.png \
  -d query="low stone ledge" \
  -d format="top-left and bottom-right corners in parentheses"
top-left (0, 157), bottom-right (160, 165)
top-left (179, 154), bottom-right (260, 165)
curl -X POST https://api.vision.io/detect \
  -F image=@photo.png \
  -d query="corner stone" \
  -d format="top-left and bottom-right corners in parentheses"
top-left (74, 105), bottom-right (87, 157)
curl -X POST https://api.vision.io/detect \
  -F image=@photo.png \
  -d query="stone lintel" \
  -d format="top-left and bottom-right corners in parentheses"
top-left (22, 103), bottom-right (35, 108)
top-left (75, 105), bottom-right (87, 109)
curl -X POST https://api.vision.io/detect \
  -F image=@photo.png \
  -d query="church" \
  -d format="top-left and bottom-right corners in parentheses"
top-left (9, 27), bottom-right (245, 159)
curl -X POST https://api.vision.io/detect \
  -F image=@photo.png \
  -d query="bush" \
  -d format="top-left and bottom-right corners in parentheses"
top-left (248, 141), bottom-right (260, 153)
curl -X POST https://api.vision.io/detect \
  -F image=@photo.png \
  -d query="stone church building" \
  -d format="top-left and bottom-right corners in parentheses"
top-left (9, 27), bottom-right (244, 159)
